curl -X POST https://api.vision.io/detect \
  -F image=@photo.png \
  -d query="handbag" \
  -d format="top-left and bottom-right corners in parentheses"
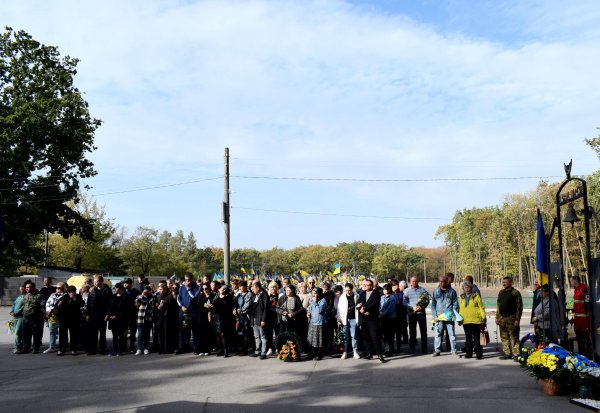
top-left (480, 329), bottom-right (490, 346)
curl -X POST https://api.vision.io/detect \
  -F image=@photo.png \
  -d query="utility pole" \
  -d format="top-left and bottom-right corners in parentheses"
top-left (44, 229), bottom-right (49, 266)
top-left (223, 148), bottom-right (230, 286)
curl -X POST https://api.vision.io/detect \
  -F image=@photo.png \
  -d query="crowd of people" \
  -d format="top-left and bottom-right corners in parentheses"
top-left (10, 271), bottom-right (579, 362)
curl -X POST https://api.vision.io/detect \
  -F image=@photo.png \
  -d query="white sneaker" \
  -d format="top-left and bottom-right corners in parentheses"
top-left (266, 348), bottom-right (273, 357)
top-left (341, 352), bottom-right (347, 360)
top-left (353, 352), bottom-right (360, 359)
top-left (143, 349), bottom-right (149, 355)
top-left (135, 350), bottom-right (143, 356)
top-left (43, 347), bottom-right (54, 354)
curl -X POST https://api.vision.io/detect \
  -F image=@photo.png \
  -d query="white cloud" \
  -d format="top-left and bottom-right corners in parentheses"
top-left (2, 0), bottom-right (599, 248)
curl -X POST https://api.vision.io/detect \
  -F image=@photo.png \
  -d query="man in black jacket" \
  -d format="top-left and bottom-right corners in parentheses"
top-left (250, 281), bottom-right (269, 359)
top-left (357, 279), bottom-right (385, 363)
top-left (85, 275), bottom-right (113, 355)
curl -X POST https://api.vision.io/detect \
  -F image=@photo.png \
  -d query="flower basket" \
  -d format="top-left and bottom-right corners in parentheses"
top-left (543, 379), bottom-right (561, 396)
top-left (276, 332), bottom-right (302, 362)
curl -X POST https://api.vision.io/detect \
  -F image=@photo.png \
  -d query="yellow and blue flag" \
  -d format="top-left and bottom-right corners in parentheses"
top-left (536, 209), bottom-right (550, 286)
top-left (333, 263), bottom-right (341, 275)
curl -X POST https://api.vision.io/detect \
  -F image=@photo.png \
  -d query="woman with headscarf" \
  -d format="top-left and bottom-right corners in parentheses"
top-left (307, 288), bottom-right (327, 360)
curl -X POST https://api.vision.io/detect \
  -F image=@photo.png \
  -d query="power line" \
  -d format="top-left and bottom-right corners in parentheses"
top-left (0, 176), bottom-right (222, 205)
top-left (231, 206), bottom-right (450, 220)
top-left (231, 174), bottom-right (562, 182)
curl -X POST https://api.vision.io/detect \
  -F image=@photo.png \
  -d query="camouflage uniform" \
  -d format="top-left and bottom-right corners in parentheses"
top-left (496, 287), bottom-right (523, 358)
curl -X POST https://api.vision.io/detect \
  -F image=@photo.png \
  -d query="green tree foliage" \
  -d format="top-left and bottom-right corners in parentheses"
top-left (231, 248), bottom-right (262, 275)
top-left (293, 244), bottom-right (337, 274)
top-left (47, 195), bottom-right (123, 273)
top-left (0, 27), bottom-right (100, 273)
top-left (336, 241), bottom-right (376, 276)
top-left (120, 226), bottom-right (160, 276)
top-left (195, 247), bottom-right (224, 277)
top-left (260, 247), bottom-right (294, 275)
top-left (585, 128), bottom-right (600, 160)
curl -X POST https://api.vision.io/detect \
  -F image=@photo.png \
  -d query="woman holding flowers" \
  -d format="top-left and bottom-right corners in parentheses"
top-left (458, 281), bottom-right (486, 359)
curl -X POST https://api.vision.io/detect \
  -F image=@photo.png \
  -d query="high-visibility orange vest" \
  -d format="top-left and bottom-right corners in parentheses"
top-left (573, 284), bottom-right (591, 331)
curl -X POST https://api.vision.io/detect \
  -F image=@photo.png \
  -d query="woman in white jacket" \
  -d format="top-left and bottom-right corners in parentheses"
top-left (336, 283), bottom-right (360, 360)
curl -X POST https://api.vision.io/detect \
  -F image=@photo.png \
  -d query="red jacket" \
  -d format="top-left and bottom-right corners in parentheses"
top-left (573, 284), bottom-right (590, 331)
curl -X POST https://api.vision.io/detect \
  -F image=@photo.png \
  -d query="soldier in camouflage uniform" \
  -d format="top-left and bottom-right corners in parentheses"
top-left (495, 276), bottom-right (522, 360)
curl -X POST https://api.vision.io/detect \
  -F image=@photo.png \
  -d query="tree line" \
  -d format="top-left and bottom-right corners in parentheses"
top-left (42, 203), bottom-right (447, 282)
top-left (436, 137), bottom-right (600, 288)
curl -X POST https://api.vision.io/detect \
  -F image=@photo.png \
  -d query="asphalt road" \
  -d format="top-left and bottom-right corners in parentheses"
top-left (0, 307), bottom-right (582, 413)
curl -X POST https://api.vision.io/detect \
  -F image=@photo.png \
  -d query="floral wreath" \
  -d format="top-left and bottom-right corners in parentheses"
top-left (276, 331), bottom-right (302, 362)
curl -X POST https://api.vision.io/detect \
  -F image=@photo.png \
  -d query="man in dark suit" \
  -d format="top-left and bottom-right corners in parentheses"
top-left (357, 279), bottom-right (385, 363)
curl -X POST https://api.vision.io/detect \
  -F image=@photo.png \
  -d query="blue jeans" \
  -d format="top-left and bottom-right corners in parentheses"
top-left (434, 321), bottom-right (456, 353)
top-left (344, 319), bottom-right (358, 353)
top-left (253, 325), bottom-right (268, 355)
top-left (47, 321), bottom-right (59, 348)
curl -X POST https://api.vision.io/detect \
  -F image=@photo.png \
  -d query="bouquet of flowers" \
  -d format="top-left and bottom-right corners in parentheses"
top-left (48, 311), bottom-right (58, 325)
top-left (525, 346), bottom-right (571, 382)
top-left (6, 320), bottom-right (15, 335)
top-left (333, 327), bottom-right (346, 353)
top-left (276, 332), bottom-right (302, 362)
top-left (517, 333), bottom-right (541, 365)
top-left (416, 293), bottom-right (430, 310)
top-left (565, 354), bottom-right (600, 385)
top-left (181, 313), bottom-right (191, 330)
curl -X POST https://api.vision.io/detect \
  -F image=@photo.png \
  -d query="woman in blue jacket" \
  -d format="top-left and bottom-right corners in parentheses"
top-left (307, 288), bottom-right (327, 360)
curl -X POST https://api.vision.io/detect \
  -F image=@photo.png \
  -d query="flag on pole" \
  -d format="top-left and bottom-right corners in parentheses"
top-left (333, 263), bottom-right (341, 275)
top-left (536, 209), bottom-right (550, 286)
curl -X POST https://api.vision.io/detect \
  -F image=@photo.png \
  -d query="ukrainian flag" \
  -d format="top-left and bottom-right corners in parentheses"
top-left (436, 309), bottom-right (463, 323)
top-left (536, 209), bottom-right (550, 286)
top-left (333, 263), bottom-right (341, 275)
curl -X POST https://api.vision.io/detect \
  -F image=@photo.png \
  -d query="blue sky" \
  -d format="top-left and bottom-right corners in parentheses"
top-left (2, 0), bottom-right (600, 250)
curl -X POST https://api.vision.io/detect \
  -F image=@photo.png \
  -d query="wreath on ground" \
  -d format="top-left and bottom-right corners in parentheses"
top-left (276, 331), bottom-right (302, 362)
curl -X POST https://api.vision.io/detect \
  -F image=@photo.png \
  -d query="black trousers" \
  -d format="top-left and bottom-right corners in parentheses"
top-left (128, 317), bottom-right (137, 351)
top-left (23, 317), bottom-right (43, 351)
top-left (111, 325), bottom-right (127, 355)
top-left (395, 305), bottom-right (408, 347)
top-left (381, 318), bottom-right (396, 353)
top-left (361, 318), bottom-right (382, 356)
top-left (408, 312), bottom-right (428, 352)
top-left (463, 323), bottom-right (482, 357)
top-left (59, 321), bottom-right (80, 353)
top-left (88, 315), bottom-right (107, 354)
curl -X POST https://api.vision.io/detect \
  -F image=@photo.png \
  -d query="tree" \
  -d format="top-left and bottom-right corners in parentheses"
top-left (48, 194), bottom-right (124, 273)
top-left (372, 243), bottom-right (411, 279)
top-left (120, 226), bottom-right (159, 276)
top-left (0, 27), bottom-right (100, 273)
top-left (260, 247), bottom-right (294, 275)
